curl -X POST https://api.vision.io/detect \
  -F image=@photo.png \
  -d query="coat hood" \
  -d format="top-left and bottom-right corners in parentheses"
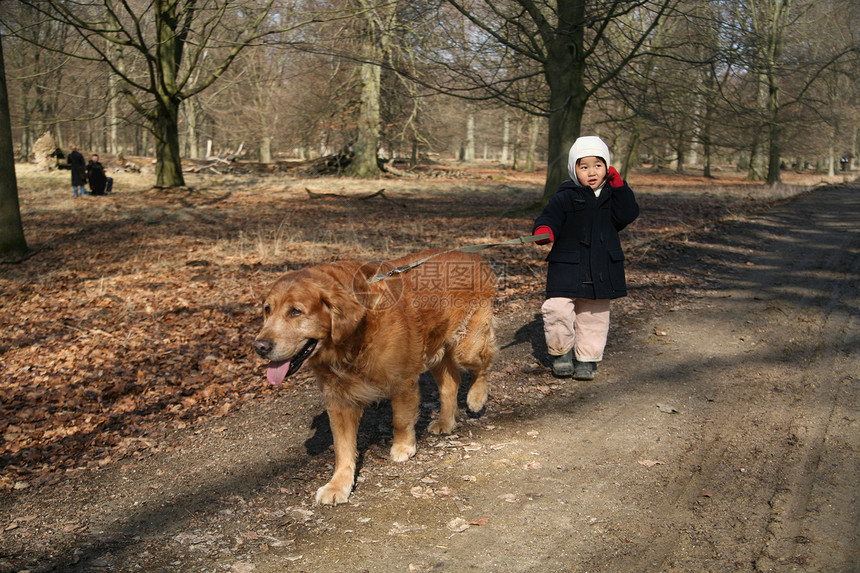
top-left (567, 136), bottom-right (611, 185)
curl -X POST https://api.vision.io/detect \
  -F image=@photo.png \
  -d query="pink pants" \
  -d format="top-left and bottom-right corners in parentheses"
top-left (541, 297), bottom-right (611, 362)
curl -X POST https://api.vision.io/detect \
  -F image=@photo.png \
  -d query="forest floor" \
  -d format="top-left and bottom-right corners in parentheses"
top-left (0, 162), bottom-right (858, 572)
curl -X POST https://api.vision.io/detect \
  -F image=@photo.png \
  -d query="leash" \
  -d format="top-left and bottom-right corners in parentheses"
top-left (367, 233), bottom-right (550, 283)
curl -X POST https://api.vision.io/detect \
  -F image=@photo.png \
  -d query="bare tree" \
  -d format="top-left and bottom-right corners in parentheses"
top-left (0, 35), bottom-right (28, 261)
top-left (715, 0), bottom-right (856, 182)
top-left (0, 3), bottom-right (83, 159)
top-left (425, 0), bottom-right (674, 201)
top-left (343, 0), bottom-right (400, 177)
top-left (754, 0), bottom-right (793, 183)
top-left (2, 0), bottom-right (326, 187)
top-left (211, 46), bottom-right (291, 163)
top-left (291, 0), bottom-right (446, 174)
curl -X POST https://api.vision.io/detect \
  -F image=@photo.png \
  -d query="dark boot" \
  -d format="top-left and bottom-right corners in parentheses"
top-left (551, 350), bottom-right (573, 377)
top-left (573, 360), bottom-right (595, 381)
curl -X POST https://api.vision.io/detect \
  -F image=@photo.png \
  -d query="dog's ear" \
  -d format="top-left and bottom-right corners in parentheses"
top-left (322, 282), bottom-right (366, 344)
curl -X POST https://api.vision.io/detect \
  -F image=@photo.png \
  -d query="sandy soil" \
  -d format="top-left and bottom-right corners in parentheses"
top-left (1, 175), bottom-right (858, 572)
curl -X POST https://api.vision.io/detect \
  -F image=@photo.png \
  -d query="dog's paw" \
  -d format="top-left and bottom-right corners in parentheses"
top-left (466, 387), bottom-right (488, 414)
top-left (428, 418), bottom-right (455, 435)
top-left (466, 405), bottom-right (486, 418)
top-left (390, 442), bottom-right (417, 462)
top-left (315, 482), bottom-right (352, 505)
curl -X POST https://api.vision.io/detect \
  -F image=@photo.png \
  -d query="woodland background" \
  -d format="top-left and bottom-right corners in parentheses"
top-left (0, 0), bottom-right (858, 196)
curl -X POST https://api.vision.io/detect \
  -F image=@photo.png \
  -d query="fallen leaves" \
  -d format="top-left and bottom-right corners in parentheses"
top-left (446, 517), bottom-right (470, 532)
top-left (388, 522), bottom-right (428, 536)
top-left (61, 520), bottom-right (88, 533)
top-left (410, 486), bottom-right (455, 499)
top-left (1, 166), bottom-right (776, 495)
top-left (0, 268), bottom-right (267, 489)
top-left (446, 516), bottom-right (491, 533)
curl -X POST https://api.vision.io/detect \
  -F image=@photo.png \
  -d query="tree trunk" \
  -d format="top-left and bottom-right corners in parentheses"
top-left (346, 0), bottom-right (397, 178)
top-left (500, 112), bottom-right (510, 165)
top-left (464, 112), bottom-right (475, 162)
top-left (540, 0), bottom-right (587, 202)
top-left (851, 126), bottom-right (857, 170)
top-left (512, 114), bottom-right (523, 170)
top-left (702, 137), bottom-right (712, 178)
top-left (154, 99), bottom-right (185, 187)
top-left (675, 141), bottom-right (685, 173)
top-left (765, 85), bottom-right (782, 184)
top-left (620, 129), bottom-right (641, 180)
top-left (186, 97), bottom-right (200, 160)
top-left (0, 38), bottom-right (29, 260)
top-left (20, 125), bottom-right (31, 162)
top-left (346, 59), bottom-right (381, 177)
top-left (526, 114), bottom-right (540, 173)
top-left (701, 97), bottom-right (714, 178)
top-left (542, 79), bottom-right (585, 201)
top-left (109, 73), bottom-right (119, 154)
top-left (764, 0), bottom-right (791, 185)
top-left (102, 113), bottom-right (108, 152)
top-left (141, 127), bottom-right (150, 157)
top-left (260, 136), bottom-right (272, 164)
top-left (747, 132), bottom-right (763, 180)
top-left (150, 0), bottom-right (186, 186)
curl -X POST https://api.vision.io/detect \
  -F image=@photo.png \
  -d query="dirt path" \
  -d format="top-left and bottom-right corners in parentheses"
top-left (1, 184), bottom-right (858, 572)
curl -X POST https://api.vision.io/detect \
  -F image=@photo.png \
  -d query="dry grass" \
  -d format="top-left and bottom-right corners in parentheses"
top-left (12, 161), bottom-right (841, 269)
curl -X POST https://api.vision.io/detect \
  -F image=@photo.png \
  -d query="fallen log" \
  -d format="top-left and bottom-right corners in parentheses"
top-left (305, 188), bottom-right (407, 208)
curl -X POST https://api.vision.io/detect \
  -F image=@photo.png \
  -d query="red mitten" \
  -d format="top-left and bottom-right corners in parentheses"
top-left (534, 225), bottom-right (554, 245)
top-left (607, 166), bottom-right (624, 188)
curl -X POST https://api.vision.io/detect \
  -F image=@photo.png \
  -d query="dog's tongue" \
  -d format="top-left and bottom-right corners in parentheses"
top-left (267, 360), bottom-right (291, 386)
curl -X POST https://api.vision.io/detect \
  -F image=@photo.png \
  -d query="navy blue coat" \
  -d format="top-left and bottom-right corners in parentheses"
top-left (533, 179), bottom-right (639, 300)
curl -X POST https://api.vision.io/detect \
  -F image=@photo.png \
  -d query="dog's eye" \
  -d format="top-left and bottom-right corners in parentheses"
top-left (263, 304), bottom-right (271, 316)
top-left (289, 307), bottom-right (303, 318)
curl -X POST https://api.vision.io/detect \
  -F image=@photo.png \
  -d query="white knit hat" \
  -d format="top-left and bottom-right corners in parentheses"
top-left (567, 136), bottom-right (611, 185)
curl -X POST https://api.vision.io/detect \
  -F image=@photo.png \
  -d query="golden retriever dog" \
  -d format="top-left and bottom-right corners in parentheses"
top-left (253, 250), bottom-right (496, 505)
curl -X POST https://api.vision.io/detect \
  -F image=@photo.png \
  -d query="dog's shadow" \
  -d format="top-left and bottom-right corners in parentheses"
top-left (304, 371), bottom-right (479, 467)
top-left (506, 313), bottom-right (549, 367)
top-left (303, 313), bottom-right (548, 483)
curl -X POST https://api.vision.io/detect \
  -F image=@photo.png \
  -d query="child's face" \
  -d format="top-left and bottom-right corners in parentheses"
top-left (575, 156), bottom-right (607, 190)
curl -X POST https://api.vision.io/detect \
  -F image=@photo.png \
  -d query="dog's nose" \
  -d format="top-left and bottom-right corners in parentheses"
top-left (254, 339), bottom-right (273, 358)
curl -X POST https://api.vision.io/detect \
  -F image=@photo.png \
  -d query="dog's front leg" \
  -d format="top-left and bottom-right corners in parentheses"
top-left (315, 404), bottom-right (362, 505)
top-left (389, 384), bottom-right (419, 461)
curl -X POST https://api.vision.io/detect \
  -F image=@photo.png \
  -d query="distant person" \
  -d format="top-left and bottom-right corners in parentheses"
top-left (532, 136), bottom-right (639, 380)
top-left (68, 146), bottom-right (87, 197)
top-left (86, 154), bottom-right (113, 196)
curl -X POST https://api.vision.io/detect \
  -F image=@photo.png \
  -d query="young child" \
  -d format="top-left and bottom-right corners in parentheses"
top-left (532, 136), bottom-right (639, 380)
